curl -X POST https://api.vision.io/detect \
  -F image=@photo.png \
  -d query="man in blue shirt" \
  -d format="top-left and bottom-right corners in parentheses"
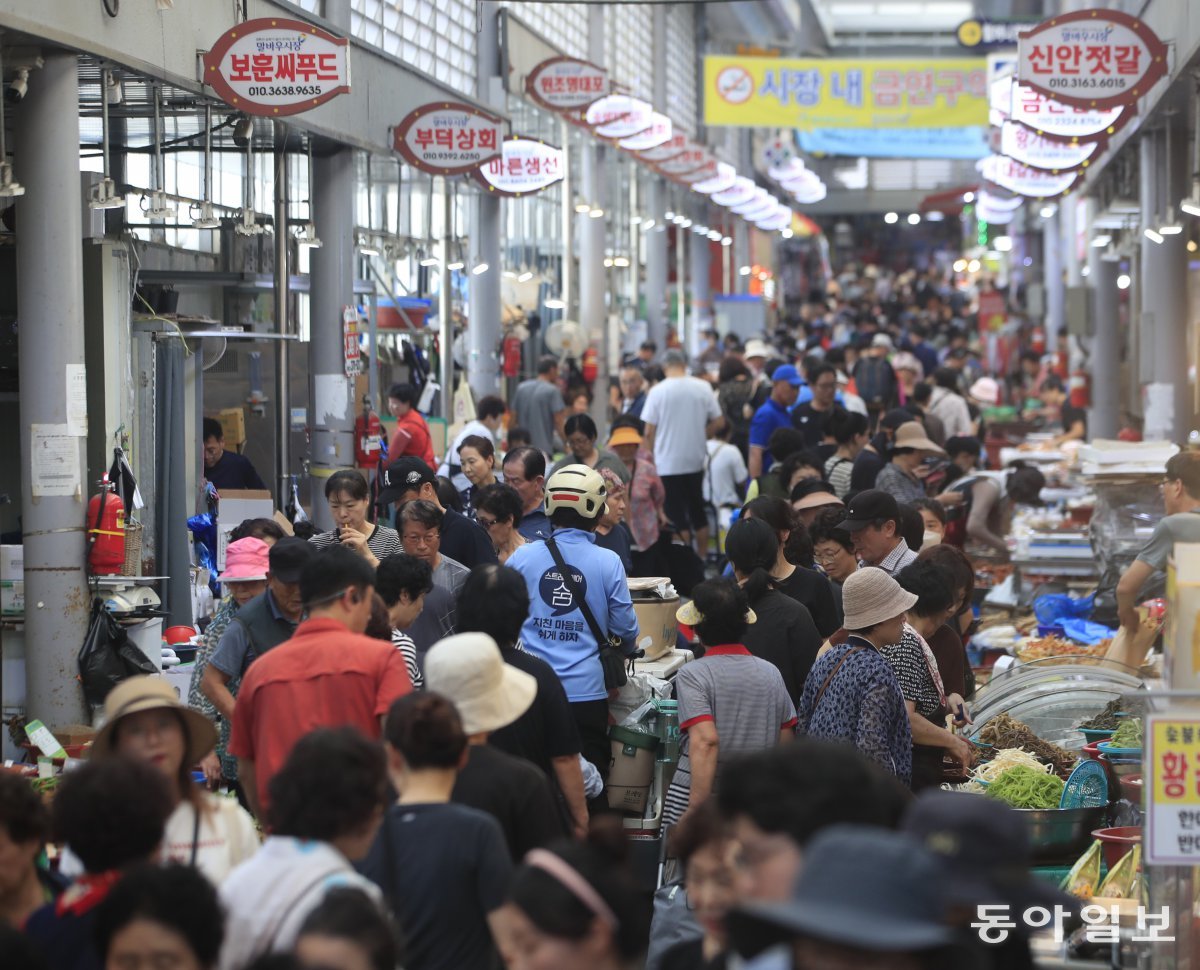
top-left (748, 363), bottom-right (804, 478)
top-left (203, 417), bottom-right (268, 493)
top-left (507, 465), bottom-right (639, 785)
top-left (501, 446), bottom-right (553, 540)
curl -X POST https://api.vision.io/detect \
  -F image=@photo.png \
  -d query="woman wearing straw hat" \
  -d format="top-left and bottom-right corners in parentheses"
top-left (795, 568), bottom-right (914, 786)
top-left (91, 676), bottom-right (259, 884)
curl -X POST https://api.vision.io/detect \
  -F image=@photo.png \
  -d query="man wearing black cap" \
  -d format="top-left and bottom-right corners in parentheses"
top-left (377, 456), bottom-right (497, 569)
top-left (201, 536), bottom-right (314, 725)
top-left (841, 490), bottom-right (918, 576)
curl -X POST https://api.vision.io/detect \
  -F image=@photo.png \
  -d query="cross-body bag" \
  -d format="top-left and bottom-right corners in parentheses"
top-left (545, 536), bottom-right (634, 690)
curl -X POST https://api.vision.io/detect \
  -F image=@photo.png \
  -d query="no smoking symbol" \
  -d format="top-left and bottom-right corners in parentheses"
top-left (716, 66), bottom-right (753, 105)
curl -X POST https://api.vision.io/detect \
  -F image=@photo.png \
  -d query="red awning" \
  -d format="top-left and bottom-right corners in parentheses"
top-left (918, 185), bottom-right (980, 214)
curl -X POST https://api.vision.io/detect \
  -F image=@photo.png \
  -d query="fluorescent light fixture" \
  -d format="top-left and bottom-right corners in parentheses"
top-left (1081, 265), bottom-right (1090, 277)
top-left (707, 230), bottom-right (721, 241)
top-left (1040, 205), bottom-right (1057, 219)
top-left (962, 191), bottom-right (975, 203)
top-left (642, 219), bottom-right (656, 231)
top-left (90, 177), bottom-right (125, 210)
top-left (574, 202), bottom-right (591, 213)
top-left (665, 210), bottom-right (675, 220)
top-left (518, 271), bottom-right (534, 282)
top-left (1092, 234), bottom-right (1112, 248)
top-left (994, 235), bottom-right (1013, 252)
top-left (503, 270), bottom-right (518, 279)
top-left (884, 212), bottom-right (899, 224)
top-left (631, 215), bottom-right (643, 225)
top-left (1181, 200), bottom-right (1200, 218)
top-left (738, 265), bottom-right (752, 276)
top-left (925, 211), bottom-right (945, 222)
top-left (1117, 274), bottom-right (1131, 289)
top-left (953, 259), bottom-right (967, 272)
top-left (0, 163), bottom-right (23, 198)
top-left (680, 219), bottom-right (692, 229)
top-left (471, 262), bottom-right (489, 275)
top-left (446, 260), bottom-right (465, 270)
top-left (419, 256), bottom-right (439, 267)
top-left (721, 236), bottom-right (732, 247)
top-left (603, 257), bottom-right (614, 268)
top-left (296, 222), bottom-right (322, 248)
top-left (1159, 223), bottom-right (1183, 235)
top-left (544, 298), bottom-right (566, 309)
top-left (907, 213), bottom-right (921, 225)
top-left (589, 208), bottom-right (604, 219)
top-left (781, 228), bottom-right (793, 239)
top-left (613, 256), bottom-right (630, 267)
top-left (359, 243), bottom-right (381, 256)
top-left (1144, 228), bottom-right (1164, 244)
top-left (1189, 240), bottom-right (1198, 253)
top-left (967, 259), bottom-right (981, 273)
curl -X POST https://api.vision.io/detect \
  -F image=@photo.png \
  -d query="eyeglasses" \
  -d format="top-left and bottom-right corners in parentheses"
top-left (475, 516), bottom-right (498, 529)
top-left (813, 549), bottom-right (847, 564)
top-left (402, 531), bottom-right (440, 547)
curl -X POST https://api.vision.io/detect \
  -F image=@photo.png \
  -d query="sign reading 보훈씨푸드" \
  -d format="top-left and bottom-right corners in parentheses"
top-left (203, 18), bottom-right (350, 117)
top-left (1017, 9), bottom-right (1168, 111)
top-left (703, 56), bottom-right (989, 129)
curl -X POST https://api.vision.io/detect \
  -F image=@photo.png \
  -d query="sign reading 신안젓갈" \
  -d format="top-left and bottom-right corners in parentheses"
top-left (525, 57), bottom-right (609, 111)
top-left (1145, 715), bottom-right (1200, 865)
top-left (472, 138), bottom-right (564, 197)
top-left (393, 103), bottom-right (505, 176)
top-left (703, 56), bottom-right (988, 129)
top-left (1016, 9), bottom-right (1168, 111)
top-left (203, 18), bottom-right (350, 117)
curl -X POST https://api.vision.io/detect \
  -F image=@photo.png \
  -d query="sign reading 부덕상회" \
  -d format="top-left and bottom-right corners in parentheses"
top-left (393, 102), bottom-right (505, 176)
top-left (1017, 9), bottom-right (1168, 111)
top-left (203, 18), bottom-right (350, 117)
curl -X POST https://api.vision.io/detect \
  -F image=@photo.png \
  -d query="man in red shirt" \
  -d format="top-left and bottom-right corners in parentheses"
top-left (230, 545), bottom-right (412, 818)
top-left (387, 382), bottom-right (436, 468)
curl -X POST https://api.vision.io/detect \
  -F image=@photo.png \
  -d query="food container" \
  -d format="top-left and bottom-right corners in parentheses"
top-left (1078, 728), bottom-right (1116, 743)
top-left (1019, 805), bottom-right (1109, 864)
top-left (607, 725), bottom-right (657, 814)
top-left (1091, 826), bottom-right (1142, 869)
top-left (1118, 774), bottom-right (1142, 805)
top-left (164, 624), bottom-right (197, 645)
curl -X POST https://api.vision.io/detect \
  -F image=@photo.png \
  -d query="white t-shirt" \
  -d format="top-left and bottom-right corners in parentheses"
top-left (219, 837), bottom-right (384, 970)
top-left (704, 440), bottom-right (748, 508)
top-left (59, 793), bottom-right (259, 887)
top-left (642, 376), bottom-right (722, 476)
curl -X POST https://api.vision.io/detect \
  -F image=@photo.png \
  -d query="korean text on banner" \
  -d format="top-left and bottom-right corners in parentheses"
top-left (1145, 714), bottom-right (1200, 865)
top-left (703, 56), bottom-right (989, 130)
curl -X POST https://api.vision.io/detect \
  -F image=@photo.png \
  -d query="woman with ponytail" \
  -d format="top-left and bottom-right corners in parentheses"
top-left (724, 517), bottom-right (823, 707)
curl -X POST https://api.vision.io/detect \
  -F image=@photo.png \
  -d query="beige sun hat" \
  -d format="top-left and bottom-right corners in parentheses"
top-left (892, 421), bottom-right (947, 456)
top-left (424, 633), bottom-right (538, 735)
top-left (842, 567), bottom-right (919, 630)
top-left (676, 600), bottom-right (757, 627)
top-left (91, 676), bottom-right (218, 766)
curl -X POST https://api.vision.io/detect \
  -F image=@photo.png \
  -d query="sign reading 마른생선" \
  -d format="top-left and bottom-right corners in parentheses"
top-left (703, 56), bottom-right (988, 129)
top-left (472, 138), bottom-right (564, 197)
top-left (1017, 9), bottom-right (1168, 111)
top-left (203, 18), bottom-right (350, 117)
top-left (393, 102), bottom-right (505, 176)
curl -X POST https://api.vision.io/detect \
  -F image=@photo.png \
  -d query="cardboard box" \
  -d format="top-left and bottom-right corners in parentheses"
top-left (217, 408), bottom-right (246, 448)
top-left (1, 544), bottom-right (23, 616)
top-left (216, 489), bottom-right (275, 569)
top-left (628, 578), bottom-right (679, 662)
top-left (607, 725), bottom-right (657, 814)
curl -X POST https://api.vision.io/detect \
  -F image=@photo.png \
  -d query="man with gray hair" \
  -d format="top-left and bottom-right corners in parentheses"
top-left (642, 348), bottom-right (723, 553)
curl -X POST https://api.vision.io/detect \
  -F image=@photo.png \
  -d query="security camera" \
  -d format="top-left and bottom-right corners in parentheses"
top-left (5, 69), bottom-right (29, 104)
top-left (232, 115), bottom-right (253, 148)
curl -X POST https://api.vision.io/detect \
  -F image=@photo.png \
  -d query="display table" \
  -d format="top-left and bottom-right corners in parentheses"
top-left (634, 648), bottom-right (692, 680)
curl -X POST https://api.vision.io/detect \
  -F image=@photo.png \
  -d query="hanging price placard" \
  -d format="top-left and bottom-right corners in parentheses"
top-left (343, 307), bottom-right (362, 377)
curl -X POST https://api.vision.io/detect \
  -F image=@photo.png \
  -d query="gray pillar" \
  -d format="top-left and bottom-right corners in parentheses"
top-left (309, 149), bottom-right (356, 530)
top-left (1042, 209), bottom-right (1063, 342)
top-left (645, 179), bottom-right (667, 347)
top-left (691, 213), bottom-right (711, 353)
top-left (1090, 254), bottom-right (1121, 440)
top-left (578, 144), bottom-right (606, 346)
top-left (273, 127), bottom-right (290, 503)
top-left (1063, 195), bottom-right (1082, 288)
top-left (324, 0), bottom-right (351, 30)
top-left (468, 3), bottom-right (502, 401)
top-left (734, 221), bottom-right (750, 295)
top-left (15, 53), bottom-right (89, 725)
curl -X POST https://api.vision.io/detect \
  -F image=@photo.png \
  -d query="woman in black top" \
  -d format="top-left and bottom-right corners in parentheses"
top-left (741, 496), bottom-right (841, 637)
top-left (725, 517), bottom-right (822, 706)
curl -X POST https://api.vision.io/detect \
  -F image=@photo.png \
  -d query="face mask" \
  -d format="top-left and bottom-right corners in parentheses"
top-left (922, 530), bottom-right (943, 548)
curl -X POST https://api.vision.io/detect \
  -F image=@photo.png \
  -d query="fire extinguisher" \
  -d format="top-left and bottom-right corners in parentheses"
top-left (1068, 369), bottom-right (1091, 409)
top-left (355, 397), bottom-right (383, 468)
top-left (581, 347), bottom-right (598, 385)
top-left (87, 473), bottom-right (126, 576)
top-left (1030, 327), bottom-right (1046, 355)
top-left (502, 334), bottom-right (522, 379)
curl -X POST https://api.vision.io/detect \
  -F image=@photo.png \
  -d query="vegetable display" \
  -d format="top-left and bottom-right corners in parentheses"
top-left (1080, 700), bottom-right (1125, 731)
top-left (978, 713), bottom-right (1077, 777)
top-left (971, 748), bottom-right (1053, 785)
top-left (984, 765), bottom-right (1065, 809)
top-left (1110, 719), bottom-right (1143, 748)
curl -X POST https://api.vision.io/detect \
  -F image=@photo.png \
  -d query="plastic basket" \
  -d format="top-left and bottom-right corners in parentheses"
top-left (122, 520), bottom-right (143, 576)
top-left (1060, 759), bottom-right (1108, 809)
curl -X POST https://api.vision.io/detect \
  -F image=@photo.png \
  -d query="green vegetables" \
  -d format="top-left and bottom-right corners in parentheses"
top-left (985, 765), bottom-right (1065, 809)
top-left (1111, 719), bottom-right (1143, 748)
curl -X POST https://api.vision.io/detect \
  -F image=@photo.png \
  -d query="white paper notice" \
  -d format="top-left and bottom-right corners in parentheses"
top-left (66, 364), bottom-right (88, 437)
top-left (31, 424), bottom-right (81, 498)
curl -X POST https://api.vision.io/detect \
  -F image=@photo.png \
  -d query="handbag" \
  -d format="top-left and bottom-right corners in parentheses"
top-left (545, 537), bottom-right (633, 690)
top-left (77, 599), bottom-right (158, 708)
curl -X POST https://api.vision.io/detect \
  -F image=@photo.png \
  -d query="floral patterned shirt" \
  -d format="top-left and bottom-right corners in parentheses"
top-left (188, 598), bottom-right (240, 780)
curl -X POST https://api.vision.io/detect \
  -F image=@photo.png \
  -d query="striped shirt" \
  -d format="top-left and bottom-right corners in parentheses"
top-left (391, 631), bottom-right (424, 691)
top-left (308, 523), bottom-right (404, 559)
top-left (824, 455), bottom-right (855, 499)
top-left (866, 538), bottom-right (918, 577)
top-left (663, 645), bottom-right (797, 825)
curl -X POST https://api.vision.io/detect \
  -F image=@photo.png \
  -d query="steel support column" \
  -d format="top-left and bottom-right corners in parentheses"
top-left (15, 53), bottom-right (90, 725)
top-left (273, 125), bottom-right (290, 504)
top-left (645, 178), bottom-right (667, 348)
top-left (1042, 209), bottom-right (1064, 343)
top-left (309, 149), bottom-right (356, 530)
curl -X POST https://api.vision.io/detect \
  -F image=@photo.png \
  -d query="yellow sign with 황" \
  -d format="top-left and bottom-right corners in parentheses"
top-left (1145, 715), bottom-right (1200, 865)
top-left (703, 56), bottom-right (989, 130)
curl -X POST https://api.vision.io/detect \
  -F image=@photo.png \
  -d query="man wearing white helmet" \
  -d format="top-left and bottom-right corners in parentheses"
top-left (507, 464), bottom-right (639, 787)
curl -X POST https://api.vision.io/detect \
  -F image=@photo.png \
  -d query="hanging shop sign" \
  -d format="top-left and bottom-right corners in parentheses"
top-left (525, 57), bottom-right (609, 112)
top-left (757, 206), bottom-right (793, 231)
top-left (712, 177), bottom-right (758, 208)
top-left (1009, 79), bottom-right (1130, 144)
top-left (677, 161), bottom-right (720, 185)
top-left (791, 183), bottom-right (828, 204)
top-left (691, 162), bottom-right (737, 195)
top-left (732, 188), bottom-right (774, 216)
top-left (977, 153), bottom-right (1081, 197)
top-left (957, 18), bottom-right (1040, 51)
top-left (1000, 121), bottom-right (1099, 171)
top-left (1016, 9), bottom-right (1168, 111)
top-left (656, 146), bottom-right (711, 176)
top-left (393, 102), bottom-right (504, 176)
top-left (637, 133), bottom-right (689, 163)
top-left (586, 95), bottom-right (652, 139)
top-left (703, 55), bottom-right (988, 129)
top-left (343, 307), bottom-right (362, 377)
top-left (619, 113), bottom-right (673, 151)
top-left (978, 290), bottom-right (1007, 334)
top-left (202, 18), bottom-right (351, 116)
top-left (472, 137), bottom-right (564, 197)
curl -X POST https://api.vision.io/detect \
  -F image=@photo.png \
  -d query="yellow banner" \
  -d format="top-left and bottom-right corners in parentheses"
top-left (703, 56), bottom-right (989, 130)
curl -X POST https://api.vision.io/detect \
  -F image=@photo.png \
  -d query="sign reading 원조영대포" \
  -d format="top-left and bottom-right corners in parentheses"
top-left (703, 56), bottom-right (989, 130)
top-left (203, 18), bottom-right (350, 117)
top-left (525, 57), bottom-right (609, 113)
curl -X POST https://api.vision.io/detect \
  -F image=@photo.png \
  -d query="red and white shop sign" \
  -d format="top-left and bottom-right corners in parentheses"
top-left (791, 182), bottom-right (827, 204)
top-left (1017, 9), bottom-right (1168, 111)
top-left (525, 57), bottom-right (609, 111)
top-left (732, 188), bottom-right (773, 216)
top-left (202, 18), bottom-right (350, 116)
top-left (472, 137), bottom-right (564, 197)
top-left (978, 290), bottom-right (1007, 334)
top-left (679, 161), bottom-right (720, 185)
top-left (1000, 121), bottom-right (1099, 171)
top-left (757, 206), bottom-right (793, 232)
top-left (712, 177), bottom-right (757, 208)
top-left (978, 153), bottom-right (1081, 198)
top-left (393, 102), bottom-right (504, 176)
top-left (637, 133), bottom-right (689, 163)
top-left (657, 148), bottom-right (709, 176)
top-left (691, 162), bottom-right (737, 195)
top-left (591, 97), bottom-right (654, 139)
top-left (619, 113), bottom-right (673, 151)
top-left (1009, 79), bottom-right (1130, 144)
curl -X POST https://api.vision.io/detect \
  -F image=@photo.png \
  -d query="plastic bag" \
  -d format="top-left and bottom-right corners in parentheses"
top-left (1059, 618), bottom-right (1117, 646)
top-left (610, 671), bottom-right (671, 726)
top-left (1033, 592), bottom-right (1095, 626)
top-left (77, 600), bottom-right (158, 708)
